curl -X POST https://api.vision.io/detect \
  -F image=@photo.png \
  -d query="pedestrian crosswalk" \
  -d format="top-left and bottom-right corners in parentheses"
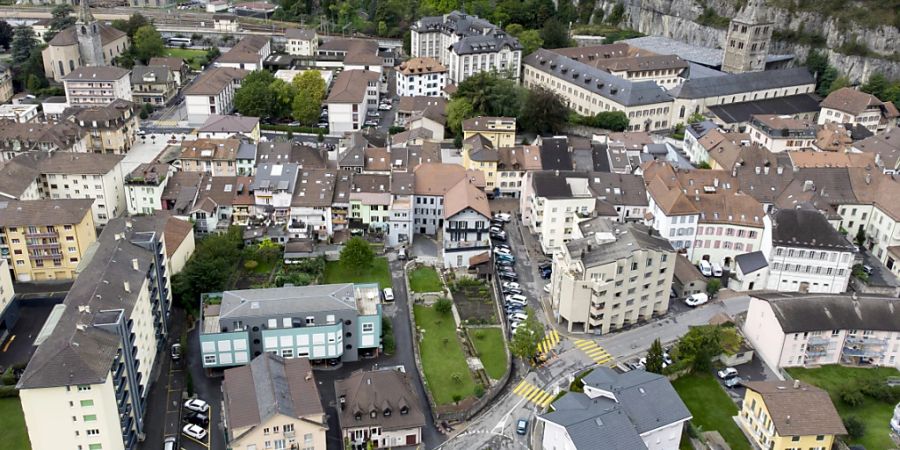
top-left (574, 339), bottom-right (615, 366)
top-left (537, 329), bottom-right (561, 355)
top-left (512, 379), bottom-right (555, 408)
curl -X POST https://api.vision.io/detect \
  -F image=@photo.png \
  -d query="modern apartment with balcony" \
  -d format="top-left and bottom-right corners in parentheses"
top-left (743, 292), bottom-right (900, 370)
top-left (0, 199), bottom-right (96, 282)
top-left (17, 216), bottom-right (174, 450)
top-left (550, 220), bottom-right (675, 334)
top-left (199, 284), bottom-right (382, 369)
top-left (62, 66), bottom-right (133, 107)
top-left (521, 171), bottom-right (598, 255)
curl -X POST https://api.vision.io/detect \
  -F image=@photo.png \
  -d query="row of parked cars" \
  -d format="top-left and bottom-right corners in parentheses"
top-left (490, 213), bottom-right (531, 335)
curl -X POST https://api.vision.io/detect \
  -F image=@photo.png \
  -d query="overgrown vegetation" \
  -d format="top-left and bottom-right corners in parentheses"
top-left (696, 6), bottom-right (731, 29)
top-left (668, 324), bottom-right (742, 374)
top-left (173, 227), bottom-right (243, 315)
top-left (381, 317), bottom-right (396, 354)
top-left (769, 0), bottom-right (900, 30)
top-left (570, 111), bottom-right (630, 131)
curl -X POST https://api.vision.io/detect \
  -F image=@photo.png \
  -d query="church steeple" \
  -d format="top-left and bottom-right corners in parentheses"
top-left (721, 0), bottom-right (773, 74)
top-left (75, 0), bottom-right (105, 67)
top-left (77, 0), bottom-right (94, 25)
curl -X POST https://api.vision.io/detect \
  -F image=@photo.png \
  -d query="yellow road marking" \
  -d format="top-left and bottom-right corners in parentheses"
top-left (1, 335), bottom-right (14, 352)
top-left (513, 380), bottom-right (528, 395)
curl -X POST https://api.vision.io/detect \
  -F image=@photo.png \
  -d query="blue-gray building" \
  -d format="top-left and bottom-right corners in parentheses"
top-left (200, 283), bottom-right (382, 368)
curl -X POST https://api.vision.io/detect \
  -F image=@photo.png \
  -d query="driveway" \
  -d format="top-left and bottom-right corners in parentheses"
top-left (410, 234), bottom-right (439, 260)
top-left (0, 301), bottom-right (57, 371)
top-left (859, 247), bottom-right (899, 288)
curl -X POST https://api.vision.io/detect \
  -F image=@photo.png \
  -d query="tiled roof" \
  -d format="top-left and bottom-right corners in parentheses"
top-left (61, 66), bottom-right (130, 81)
top-left (671, 68), bottom-right (814, 100)
top-left (326, 70), bottom-right (379, 103)
top-left (48, 22), bottom-right (125, 47)
top-left (743, 381), bottom-right (846, 437)
top-left (0, 199), bottom-right (93, 227)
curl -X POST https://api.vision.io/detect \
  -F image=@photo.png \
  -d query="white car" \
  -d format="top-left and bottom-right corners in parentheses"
top-left (684, 293), bottom-right (709, 307)
top-left (717, 367), bottom-right (738, 379)
top-left (383, 288), bottom-right (394, 302)
top-left (502, 281), bottom-right (520, 290)
top-left (493, 213), bottom-right (511, 222)
top-left (183, 398), bottom-right (209, 413)
top-left (506, 294), bottom-right (527, 303)
top-left (378, 103), bottom-right (391, 111)
top-left (508, 312), bottom-right (527, 322)
top-left (493, 247), bottom-right (512, 255)
top-left (543, 284), bottom-right (551, 293)
top-left (182, 424), bottom-right (207, 441)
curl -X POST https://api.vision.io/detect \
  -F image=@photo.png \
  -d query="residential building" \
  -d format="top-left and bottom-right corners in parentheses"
top-left (41, 4), bottom-right (129, 82)
top-left (284, 28), bottom-right (318, 56)
top-left (721, 0), bottom-right (773, 74)
top-left (70, 99), bottom-right (138, 155)
top-left (852, 127), bottom-right (900, 174)
top-left (160, 171), bottom-right (204, 215)
top-left (538, 367), bottom-right (691, 450)
top-left (411, 163), bottom-right (484, 235)
top-left (12, 151), bottom-right (127, 226)
top-left (164, 216), bottom-right (195, 276)
top-left (177, 138), bottom-right (240, 176)
top-left (819, 87), bottom-right (898, 133)
top-left (252, 163), bottom-right (299, 223)
top-left (739, 380), bottom-right (846, 450)
top-left (410, 11), bottom-right (522, 84)
top-left (223, 354), bottom-right (327, 450)
top-left (199, 283), bottom-right (382, 368)
top-left (125, 162), bottom-right (170, 215)
top-left (461, 134), bottom-right (500, 190)
top-left (696, 129), bottom-right (751, 169)
top-left (706, 93), bottom-right (822, 131)
top-left (442, 177), bottom-right (491, 268)
top-left (734, 250), bottom-right (769, 291)
top-left (763, 207), bottom-right (854, 294)
top-left (551, 44), bottom-right (688, 89)
top-left (184, 67), bottom-right (249, 124)
top-left (550, 220), bottom-right (675, 333)
top-left (673, 253), bottom-right (707, 298)
top-left (462, 116), bottom-right (515, 148)
top-left (198, 115), bottom-right (261, 142)
top-left (189, 176), bottom-right (253, 233)
top-left (523, 49), bottom-right (674, 132)
top-left (335, 369), bottom-right (426, 449)
top-left (396, 96), bottom-right (447, 125)
top-left (0, 259), bottom-right (14, 322)
top-left (147, 57), bottom-right (189, 86)
top-left (315, 38), bottom-right (380, 69)
top-left (747, 114), bottom-right (816, 152)
top-left (62, 66), bottom-right (133, 107)
top-left (396, 57), bottom-right (447, 97)
top-left (236, 140), bottom-right (257, 176)
top-left (406, 108), bottom-right (446, 141)
top-left (388, 171), bottom-right (414, 247)
top-left (520, 171), bottom-right (602, 254)
top-left (289, 169), bottom-right (337, 241)
top-left (0, 120), bottom-right (88, 161)
top-left (0, 199), bottom-right (96, 282)
top-left (326, 70), bottom-right (381, 133)
top-left (743, 292), bottom-right (900, 369)
top-left (0, 104), bottom-right (40, 123)
top-left (216, 35), bottom-right (271, 70)
top-left (348, 174), bottom-right (391, 231)
top-left (495, 145), bottom-right (542, 198)
top-left (213, 14), bottom-right (239, 32)
top-left (130, 65), bottom-right (177, 106)
top-left (17, 216), bottom-right (175, 450)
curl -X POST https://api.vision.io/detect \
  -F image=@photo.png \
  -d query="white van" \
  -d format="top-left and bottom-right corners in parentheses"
top-left (698, 260), bottom-right (713, 277)
top-left (711, 263), bottom-right (723, 277)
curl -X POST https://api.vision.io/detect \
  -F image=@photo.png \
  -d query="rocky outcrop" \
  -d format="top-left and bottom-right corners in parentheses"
top-left (586, 0), bottom-right (900, 83)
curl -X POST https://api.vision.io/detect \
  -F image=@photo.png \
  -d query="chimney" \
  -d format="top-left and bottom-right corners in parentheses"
top-left (123, 281), bottom-right (131, 293)
top-left (764, 166), bottom-right (769, 175)
top-left (132, 258), bottom-right (140, 271)
top-left (305, 371), bottom-right (312, 381)
top-left (793, 379), bottom-right (800, 389)
top-left (777, 166), bottom-right (783, 175)
top-left (755, 167), bottom-right (761, 174)
top-left (714, 178), bottom-right (719, 187)
top-left (865, 173), bottom-right (871, 184)
top-left (802, 180), bottom-right (815, 192)
top-left (785, 415), bottom-right (791, 424)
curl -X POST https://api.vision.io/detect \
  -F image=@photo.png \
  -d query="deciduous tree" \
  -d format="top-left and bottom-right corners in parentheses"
top-left (645, 338), bottom-right (665, 374)
top-left (133, 24), bottom-right (165, 64)
top-left (509, 308), bottom-right (545, 361)
top-left (292, 70), bottom-right (326, 125)
top-left (0, 21), bottom-right (14, 51)
top-left (540, 18), bottom-right (571, 49)
top-left (45, 4), bottom-right (75, 42)
top-left (339, 237), bottom-right (374, 270)
top-left (520, 87), bottom-right (568, 134)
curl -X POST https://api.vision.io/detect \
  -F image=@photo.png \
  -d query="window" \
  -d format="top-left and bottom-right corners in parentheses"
top-left (362, 323), bottom-right (374, 332)
top-left (86, 429), bottom-right (100, 436)
top-left (204, 355), bottom-right (217, 364)
top-left (83, 414), bottom-right (97, 422)
top-left (77, 385), bottom-right (92, 391)
top-left (89, 445), bottom-right (102, 450)
top-left (264, 427), bottom-right (271, 435)
top-left (80, 400), bottom-right (94, 407)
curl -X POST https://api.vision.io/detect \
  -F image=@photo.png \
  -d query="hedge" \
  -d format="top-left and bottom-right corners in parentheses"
top-left (261, 124), bottom-right (329, 135)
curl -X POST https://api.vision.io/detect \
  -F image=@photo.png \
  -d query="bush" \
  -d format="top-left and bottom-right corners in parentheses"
top-left (388, 126), bottom-right (405, 134)
top-left (381, 317), bottom-right (395, 355)
top-left (839, 386), bottom-right (865, 406)
top-left (0, 367), bottom-right (15, 386)
top-left (474, 384), bottom-right (485, 398)
top-left (261, 123), bottom-right (329, 135)
top-left (706, 279), bottom-right (721, 296)
top-left (434, 298), bottom-right (453, 315)
top-left (244, 260), bottom-right (259, 270)
top-left (0, 385), bottom-right (19, 397)
top-left (843, 416), bottom-right (865, 439)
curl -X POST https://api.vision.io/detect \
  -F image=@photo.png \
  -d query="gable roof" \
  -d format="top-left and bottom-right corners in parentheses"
top-left (752, 292), bottom-right (900, 333)
top-left (48, 22), bottom-right (125, 47)
top-left (821, 87), bottom-right (886, 116)
top-left (200, 115), bottom-right (260, 134)
top-left (184, 67), bottom-right (249, 96)
top-left (0, 199), bottom-right (93, 227)
top-left (327, 70), bottom-right (379, 103)
top-left (735, 250), bottom-right (768, 274)
top-left (335, 369), bottom-right (426, 432)
top-left (770, 207), bottom-right (854, 251)
top-left (443, 178), bottom-right (490, 219)
top-left (61, 66), bottom-right (130, 81)
top-left (743, 381), bottom-right (846, 437)
top-left (672, 68), bottom-right (814, 100)
top-left (412, 163), bottom-right (484, 195)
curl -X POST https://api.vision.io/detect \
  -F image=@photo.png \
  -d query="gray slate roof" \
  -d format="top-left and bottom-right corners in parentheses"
top-left (752, 292), bottom-right (900, 333)
top-left (252, 163), bottom-right (299, 192)
top-left (707, 94), bottom-right (821, 124)
top-left (567, 222), bottom-right (674, 269)
top-left (770, 207), bottom-right (854, 251)
top-left (671, 67), bottom-right (814, 100)
top-left (525, 49), bottom-right (673, 107)
top-left (131, 65), bottom-right (173, 84)
top-left (624, 36), bottom-right (792, 68)
top-left (735, 250), bottom-right (768, 274)
top-left (218, 284), bottom-right (360, 320)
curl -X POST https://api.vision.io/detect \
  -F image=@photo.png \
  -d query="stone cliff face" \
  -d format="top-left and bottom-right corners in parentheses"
top-left (587, 0), bottom-right (900, 83)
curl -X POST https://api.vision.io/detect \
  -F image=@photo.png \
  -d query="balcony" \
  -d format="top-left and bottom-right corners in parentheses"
top-left (24, 231), bottom-right (58, 238)
top-left (26, 242), bottom-right (61, 250)
top-left (842, 346), bottom-right (884, 358)
top-left (846, 336), bottom-right (887, 346)
top-left (284, 431), bottom-right (296, 439)
top-left (444, 240), bottom-right (490, 251)
top-left (28, 253), bottom-right (62, 261)
top-left (807, 336), bottom-right (830, 346)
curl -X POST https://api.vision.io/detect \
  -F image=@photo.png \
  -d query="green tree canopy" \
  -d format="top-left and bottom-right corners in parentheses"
top-left (520, 87), bottom-right (568, 135)
top-left (0, 21), bottom-right (14, 51)
top-left (171, 228), bottom-right (243, 312)
top-left (861, 72), bottom-right (889, 100)
top-left (234, 81), bottom-right (276, 119)
top-left (509, 307), bottom-right (545, 361)
top-left (540, 18), bottom-right (571, 49)
top-left (446, 97), bottom-right (474, 137)
top-left (340, 236), bottom-right (374, 270)
top-left (132, 24), bottom-right (165, 64)
top-left (11, 25), bottom-right (38, 65)
top-left (454, 71), bottom-right (525, 117)
top-left (45, 4), bottom-right (75, 42)
top-left (292, 70), bottom-right (327, 125)
top-left (112, 13), bottom-right (150, 39)
top-left (270, 79), bottom-right (297, 120)
top-left (645, 338), bottom-right (665, 374)
top-left (573, 111), bottom-right (629, 131)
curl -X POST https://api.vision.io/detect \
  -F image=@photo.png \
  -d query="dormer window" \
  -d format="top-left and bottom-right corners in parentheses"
top-left (383, 408), bottom-right (391, 417)
top-left (400, 406), bottom-right (409, 415)
top-left (354, 412), bottom-right (362, 421)
top-left (370, 410), bottom-right (377, 419)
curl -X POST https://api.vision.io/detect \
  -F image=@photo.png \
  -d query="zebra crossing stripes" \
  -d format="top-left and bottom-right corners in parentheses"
top-left (512, 379), bottom-right (555, 408)
top-left (574, 339), bottom-right (615, 366)
top-left (537, 329), bottom-right (560, 355)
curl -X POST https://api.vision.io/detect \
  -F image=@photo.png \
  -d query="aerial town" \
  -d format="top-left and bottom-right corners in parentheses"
top-left (0, 0), bottom-right (898, 449)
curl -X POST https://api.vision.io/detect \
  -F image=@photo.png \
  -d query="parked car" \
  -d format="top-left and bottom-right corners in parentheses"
top-left (684, 293), bottom-right (709, 307)
top-left (163, 436), bottom-right (177, 450)
top-left (183, 398), bottom-right (209, 413)
top-left (493, 213), bottom-right (511, 222)
top-left (506, 294), bottom-right (527, 303)
top-left (363, 119), bottom-right (379, 127)
top-left (516, 418), bottom-right (529, 435)
top-left (498, 272), bottom-right (518, 281)
top-left (711, 263), bottom-right (723, 277)
top-left (184, 411), bottom-right (209, 427)
top-left (493, 247), bottom-right (512, 255)
top-left (502, 281), bottom-right (520, 290)
top-left (398, 247), bottom-right (407, 260)
top-left (489, 225), bottom-right (504, 234)
top-left (316, 122), bottom-right (328, 129)
top-left (502, 287), bottom-right (523, 296)
top-left (543, 284), bottom-right (551, 293)
top-left (383, 288), bottom-right (394, 302)
top-left (182, 424), bottom-right (207, 441)
top-left (378, 103), bottom-right (391, 111)
top-left (698, 260), bottom-right (712, 277)
top-left (508, 312), bottom-right (527, 322)
top-left (495, 260), bottom-right (514, 267)
top-left (717, 367), bottom-right (739, 379)
top-left (490, 234), bottom-right (507, 242)
top-left (170, 343), bottom-right (182, 361)
top-left (724, 376), bottom-right (743, 389)
top-left (862, 265), bottom-right (874, 276)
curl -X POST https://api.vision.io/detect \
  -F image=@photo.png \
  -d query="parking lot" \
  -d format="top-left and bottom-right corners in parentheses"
top-left (0, 300), bottom-right (60, 372)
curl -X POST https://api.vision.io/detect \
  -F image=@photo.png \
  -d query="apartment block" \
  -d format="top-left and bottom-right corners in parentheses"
top-left (0, 199), bottom-right (96, 282)
top-left (71, 99), bottom-right (138, 155)
top-left (62, 66), bottom-right (133, 107)
top-left (184, 67), bottom-right (249, 124)
top-left (199, 284), bottom-right (382, 369)
top-left (125, 163), bottom-right (170, 215)
top-left (462, 116), bottom-right (515, 148)
top-left (18, 216), bottom-right (175, 450)
top-left (442, 177), bottom-right (491, 268)
top-left (819, 87), bottom-right (898, 133)
top-left (550, 220), bottom-right (675, 334)
top-left (396, 57), bottom-right (447, 97)
top-left (284, 28), bottom-right (318, 56)
top-left (177, 138), bottom-right (240, 176)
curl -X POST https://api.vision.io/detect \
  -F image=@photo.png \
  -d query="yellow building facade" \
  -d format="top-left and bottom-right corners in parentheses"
top-left (462, 116), bottom-right (516, 148)
top-left (739, 381), bottom-right (845, 450)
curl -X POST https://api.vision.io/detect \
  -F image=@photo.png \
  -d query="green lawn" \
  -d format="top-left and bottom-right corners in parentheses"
top-left (408, 266), bottom-right (443, 293)
top-left (164, 47), bottom-right (208, 70)
top-left (0, 398), bottom-right (30, 450)
top-left (324, 257), bottom-right (392, 289)
top-left (414, 305), bottom-right (477, 405)
top-left (672, 374), bottom-right (750, 450)
top-left (787, 365), bottom-right (900, 450)
top-left (468, 328), bottom-right (507, 379)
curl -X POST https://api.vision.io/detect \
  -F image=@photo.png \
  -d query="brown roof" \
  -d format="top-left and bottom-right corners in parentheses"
top-left (335, 369), bottom-right (426, 432)
top-left (674, 253), bottom-right (706, 283)
top-left (699, 130), bottom-right (750, 170)
top-left (853, 127), bottom-right (900, 170)
top-left (364, 147), bottom-right (391, 171)
top-left (397, 57), bottom-right (447, 75)
top-left (750, 114), bottom-right (816, 132)
top-left (327, 70), bottom-right (379, 103)
top-left (318, 38), bottom-right (377, 55)
top-left (821, 87), bottom-right (886, 116)
top-left (231, 34), bottom-right (270, 54)
top-left (291, 169), bottom-right (337, 207)
top-left (0, 120), bottom-right (86, 152)
top-left (61, 66), bottom-right (130, 81)
top-left (694, 192), bottom-right (765, 228)
top-left (397, 96), bottom-right (447, 115)
top-left (392, 127), bottom-right (433, 145)
top-left (813, 122), bottom-right (854, 152)
top-left (0, 159), bottom-right (40, 197)
top-left (606, 131), bottom-right (655, 151)
top-left (179, 138), bottom-right (240, 161)
top-left (148, 57), bottom-right (188, 72)
top-left (164, 216), bottom-right (194, 258)
top-left (593, 54), bottom-right (688, 73)
top-left (126, 162), bottom-right (170, 185)
top-left (350, 173), bottom-right (390, 193)
top-left (788, 150), bottom-right (876, 169)
top-left (344, 51), bottom-right (383, 66)
top-left (13, 151), bottom-right (123, 175)
top-left (406, 141), bottom-right (442, 168)
top-left (443, 178), bottom-right (490, 219)
top-left (498, 145), bottom-right (542, 171)
top-left (216, 50), bottom-right (261, 64)
top-left (256, 142), bottom-right (325, 168)
top-left (284, 28), bottom-right (316, 40)
top-left (71, 99), bottom-right (135, 124)
top-left (552, 43), bottom-right (646, 61)
top-left (413, 163), bottom-right (484, 195)
top-left (200, 115), bottom-right (260, 134)
top-left (743, 381), bottom-right (846, 437)
top-left (224, 354), bottom-right (324, 432)
top-left (48, 22), bottom-right (125, 47)
top-left (464, 134), bottom-right (498, 162)
top-left (184, 67), bottom-right (249, 96)
top-left (0, 199), bottom-right (94, 227)
top-left (193, 176), bottom-right (244, 212)
top-left (162, 171), bottom-right (205, 202)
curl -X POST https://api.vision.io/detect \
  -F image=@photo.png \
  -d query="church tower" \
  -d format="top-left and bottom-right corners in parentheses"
top-left (721, 0), bottom-right (773, 74)
top-left (76, 0), bottom-right (105, 67)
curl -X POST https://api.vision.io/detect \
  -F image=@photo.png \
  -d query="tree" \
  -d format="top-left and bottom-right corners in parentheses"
top-left (446, 97), bottom-right (474, 137)
top-left (577, 0), bottom-right (595, 24)
top-left (112, 13), bottom-right (149, 39)
top-left (672, 325), bottom-right (724, 373)
top-left (697, 161), bottom-right (712, 169)
top-left (862, 72), bottom-right (889, 100)
top-left (45, 4), bottom-right (75, 42)
top-left (0, 21), bottom-right (13, 51)
top-left (292, 70), bottom-right (327, 125)
top-left (171, 228), bottom-right (243, 313)
top-left (687, 112), bottom-right (705, 124)
top-left (454, 71), bottom-right (524, 117)
top-left (540, 18), bottom-right (571, 49)
top-left (607, 3), bottom-right (626, 25)
top-left (843, 416), bottom-right (865, 439)
top-left (816, 66), bottom-right (839, 96)
top-left (204, 46), bottom-right (221, 66)
top-left (270, 79), bottom-right (297, 120)
top-left (520, 87), bottom-right (568, 134)
top-left (434, 297), bottom-right (453, 315)
top-left (132, 24), bottom-right (165, 64)
top-left (855, 227), bottom-right (866, 246)
top-left (706, 278), bottom-right (721, 296)
top-left (574, 111), bottom-right (629, 131)
top-left (827, 75), bottom-right (851, 94)
top-left (508, 307), bottom-right (545, 361)
top-left (234, 80), bottom-right (276, 118)
top-left (505, 25), bottom-right (543, 56)
top-left (340, 236), bottom-right (374, 270)
top-left (11, 25), bottom-right (38, 65)
top-left (645, 338), bottom-right (665, 374)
